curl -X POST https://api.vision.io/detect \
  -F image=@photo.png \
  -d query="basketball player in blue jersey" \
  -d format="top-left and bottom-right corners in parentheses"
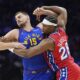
top-left (0, 11), bottom-right (56, 80)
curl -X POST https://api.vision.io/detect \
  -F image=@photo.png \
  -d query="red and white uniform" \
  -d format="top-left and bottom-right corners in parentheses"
top-left (44, 27), bottom-right (80, 80)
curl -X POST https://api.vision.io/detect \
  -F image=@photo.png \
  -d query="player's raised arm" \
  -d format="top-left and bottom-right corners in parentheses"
top-left (41, 6), bottom-right (67, 30)
top-left (33, 7), bottom-right (57, 17)
top-left (13, 38), bottom-right (54, 58)
top-left (33, 7), bottom-right (57, 30)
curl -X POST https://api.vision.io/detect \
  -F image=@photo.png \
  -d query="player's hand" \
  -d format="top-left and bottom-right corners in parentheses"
top-left (33, 7), bottom-right (46, 21)
top-left (33, 7), bottom-right (41, 21)
top-left (33, 7), bottom-right (46, 15)
top-left (12, 42), bottom-right (26, 49)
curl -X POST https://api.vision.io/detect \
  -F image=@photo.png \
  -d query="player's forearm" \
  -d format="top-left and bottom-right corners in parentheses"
top-left (42, 6), bottom-right (67, 15)
top-left (13, 42), bottom-right (47, 58)
top-left (0, 42), bottom-right (16, 50)
top-left (43, 9), bottom-right (57, 17)
top-left (14, 39), bottom-right (50, 58)
top-left (13, 47), bottom-right (42, 58)
top-left (13, 48), bottom-right (31, 58)
top-left (13, 49), bottom-right (26, 57)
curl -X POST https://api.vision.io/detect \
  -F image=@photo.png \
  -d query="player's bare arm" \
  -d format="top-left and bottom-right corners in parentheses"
top-left (0, 42), bottom-right (26, 50)
top-left (0, 29), bottom-right (19, 42)
top-left (42, 6), bottom-right (67, 29)
top-left (33, 7), bottom-right (57, 30)
top-left (33, 7), bottom-right (57, 17)
top-left (13, 38), bottom-right (54, 58)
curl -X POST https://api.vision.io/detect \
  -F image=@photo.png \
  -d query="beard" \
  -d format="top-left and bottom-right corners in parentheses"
top-left (17, 22), bottom-right (26, 28)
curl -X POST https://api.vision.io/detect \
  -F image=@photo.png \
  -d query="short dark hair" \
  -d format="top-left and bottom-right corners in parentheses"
top-left (45, 15), bottom-right (57, 24)
top-left (15, 11), bottom-right (29, 16)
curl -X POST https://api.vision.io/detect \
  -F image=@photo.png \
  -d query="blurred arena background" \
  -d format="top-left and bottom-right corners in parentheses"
top-left (0, 0), bottom-right (80, 80)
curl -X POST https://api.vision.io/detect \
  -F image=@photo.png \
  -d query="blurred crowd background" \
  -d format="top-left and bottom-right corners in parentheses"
top-left (0, 0), bottom-right (80, 80)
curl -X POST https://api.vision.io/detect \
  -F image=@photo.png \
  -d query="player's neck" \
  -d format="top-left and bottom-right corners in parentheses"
top-left (23, 23), bottom-right (33, 31)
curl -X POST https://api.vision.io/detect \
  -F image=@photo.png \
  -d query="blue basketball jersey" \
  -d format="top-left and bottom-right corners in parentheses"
top-left (18, 27), bottom-right (55, 80)
top-left (18, 27), bottom-right (49, 70)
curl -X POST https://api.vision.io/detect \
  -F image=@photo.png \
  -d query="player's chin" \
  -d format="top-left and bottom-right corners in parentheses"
top-left (18, 24), bottom-right (24, 27)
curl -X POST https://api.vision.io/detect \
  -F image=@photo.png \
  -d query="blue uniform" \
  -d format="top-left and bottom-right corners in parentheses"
top-left (18, 27), bottom-right (54, 80)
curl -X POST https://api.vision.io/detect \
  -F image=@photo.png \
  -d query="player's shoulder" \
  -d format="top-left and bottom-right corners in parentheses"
top-left (33, 26), bottom-right (42, 33)
top-left (36, 23), bottom-right (43, 30)
top-left (10, 28), bottom-right (19, 32)
top-left (8, 29), bottom-right (19, 35)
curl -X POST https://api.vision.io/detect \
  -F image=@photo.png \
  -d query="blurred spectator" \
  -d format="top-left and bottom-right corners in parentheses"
top-left (0, 51), bottom-right (22, 80)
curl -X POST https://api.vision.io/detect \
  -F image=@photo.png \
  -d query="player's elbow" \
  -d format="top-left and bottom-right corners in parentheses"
top-left (56, 6), bottom-right (67, 15)
top-left (62, 8), bottom-right (67, 15)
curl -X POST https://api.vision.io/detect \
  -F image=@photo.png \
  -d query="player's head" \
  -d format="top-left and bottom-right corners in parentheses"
top-left (42, 15), bottom-right (58, 34)
top-left (15, 11), bottom-right (30, 27)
